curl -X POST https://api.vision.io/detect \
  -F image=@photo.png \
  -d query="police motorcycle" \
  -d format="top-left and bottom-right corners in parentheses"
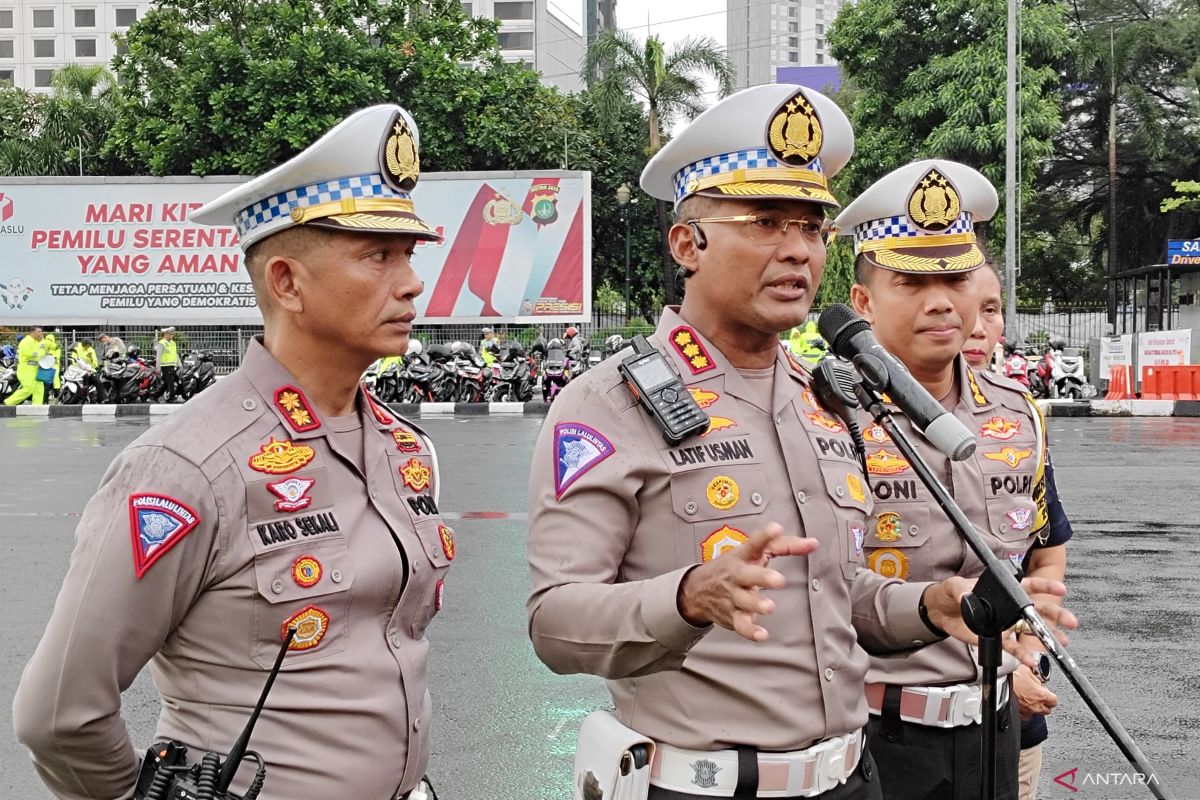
top-left (58, 354), bottom-right (100, 405)
top-left (375, 358), bottom-right (405, 403)
top-left (541, 338), bottom-right (571, 403)
top-left (1001, 344), bottom-right (1031, 389)
top-left (100, 347), bottom-right (161, 404)
top-left (0, 344), bottom-right (17, 402)
top-left (488, 341), bottom-right (533, 402)
top-left (603, 334), bottom-right (629, 360)
top-left (449, 341), bottom-right (488, 403)
top-left (398, 340), bottom-right (437, 403)
top-left (425, 343), bottom-right (459, 402)
top-left (175, 351), bottom-right (217, 402)
top-left (1048, 343), bottom-right (1089, 399)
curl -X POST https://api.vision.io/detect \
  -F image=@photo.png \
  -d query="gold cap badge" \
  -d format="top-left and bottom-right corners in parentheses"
top-left (907, 168), bottom-right (962, 231)
top-left (381, 111), bottom-right (420, 192)
top-left (766, 89), bottom-right (824, 167)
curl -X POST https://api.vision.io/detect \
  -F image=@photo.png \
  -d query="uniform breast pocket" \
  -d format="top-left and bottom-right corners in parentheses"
top-left (668, 465), bottom-right (769, 565)
top-left (249, 534), bottom-right (356, 668)
top-left (985, 496), bottom-right (1038, 546)
top-left (408, 517), bottom-right (454, 639)
top-left (860, 503), bottom-right (932, 582)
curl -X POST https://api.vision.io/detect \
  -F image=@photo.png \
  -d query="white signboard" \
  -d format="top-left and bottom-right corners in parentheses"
top-left (1099, 334), bottom-right (1133, 377)
top-left (1137, 329), bottom-right (1193, 367)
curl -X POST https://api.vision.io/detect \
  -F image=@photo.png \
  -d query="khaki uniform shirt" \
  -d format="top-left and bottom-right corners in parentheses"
top-left (13, 338), bottom-right (453, 800)
top-left (527, 308), bottom-right (942, 753)
top-left (860, 358), bottom-right (1048, 687)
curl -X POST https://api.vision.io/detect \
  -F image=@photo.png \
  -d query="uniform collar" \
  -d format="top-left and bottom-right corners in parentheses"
top-left (241, 337), bottom-right (343, 439)
top-left (956, 354), bottom-right (996, 412)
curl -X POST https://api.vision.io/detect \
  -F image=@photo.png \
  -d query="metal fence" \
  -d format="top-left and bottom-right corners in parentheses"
top-left (0, 306), bottom-right (1112, 374)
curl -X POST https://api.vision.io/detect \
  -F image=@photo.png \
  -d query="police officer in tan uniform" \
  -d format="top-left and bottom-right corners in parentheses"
top-left (13, 105), bottom-right (452, 800)
top-left (838, 160), bottom-right (1052, 800)
top-left (526, 89), bottom-right (1074, 800)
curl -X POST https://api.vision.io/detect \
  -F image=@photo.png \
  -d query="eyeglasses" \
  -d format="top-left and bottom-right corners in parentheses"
top-left (688, 212), bottom-right (840, 245)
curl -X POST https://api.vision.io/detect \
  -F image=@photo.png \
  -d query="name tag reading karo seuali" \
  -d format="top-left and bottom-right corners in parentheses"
top-left (257, 511), bottom-right (340, 546)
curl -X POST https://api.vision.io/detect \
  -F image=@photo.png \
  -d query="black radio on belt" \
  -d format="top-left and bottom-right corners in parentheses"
top-left (619, 335), bottom-right (710, 445)
top-left (133, 628), bottom-right (295, 800)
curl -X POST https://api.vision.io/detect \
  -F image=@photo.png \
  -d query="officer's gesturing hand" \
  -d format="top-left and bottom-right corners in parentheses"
top-left (922, 575), bottom-right (1079, 671)
top-left (677, 523), bottom-right (818, 642)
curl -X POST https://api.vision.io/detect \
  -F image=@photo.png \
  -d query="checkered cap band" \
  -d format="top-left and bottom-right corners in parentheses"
top-left (234, 174), bottom-right (411, 237)
top-left (673, 148), bottom-right (825, 202)
top-left (853, 212), bottom-right (974, 251)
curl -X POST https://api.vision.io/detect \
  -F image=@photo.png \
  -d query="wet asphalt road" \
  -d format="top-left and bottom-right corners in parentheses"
top-left (1, 415), bottom-right (1198, 800)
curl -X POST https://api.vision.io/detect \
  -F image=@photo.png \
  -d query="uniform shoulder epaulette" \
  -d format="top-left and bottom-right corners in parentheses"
top-left (154, 373), bottom-right (265, 470)
top-left (977, 369), bottom-right (1032, 395)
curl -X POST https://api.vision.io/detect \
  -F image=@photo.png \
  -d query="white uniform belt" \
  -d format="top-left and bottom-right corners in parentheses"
top-left (649, 728), bottom-right (862, 798)
top-left (864, 680), bottom-right (1010, 728)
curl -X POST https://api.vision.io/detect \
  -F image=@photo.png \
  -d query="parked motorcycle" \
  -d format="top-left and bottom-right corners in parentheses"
top-left (489, 342), bottom-right (533, 402)
top-left (426, 343), bottom-right (459, 402)
top-left (58, 358), bottom-right (100, 404)
top-left (450, 342), bottom-right (487, 403)
top-left (542, 338), bottom-right (571, 403)
top-left (176, 351), bottom-right (217, 401)
top-left (0, 346), bottom-right (18, 403)
top-left (1049, 345), bottom-right (1087, 400)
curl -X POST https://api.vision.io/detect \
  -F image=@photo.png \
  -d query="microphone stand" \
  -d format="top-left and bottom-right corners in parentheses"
top-left (850, 368), bottom-right (1173, 800)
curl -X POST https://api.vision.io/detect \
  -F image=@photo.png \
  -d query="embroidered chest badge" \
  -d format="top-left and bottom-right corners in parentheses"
top-left (851, 524), bottom-right (865, 556)
top-left (866, 449), bottom-right (911, 475)
top-left (670, 326), bottom-right (716, 374)
top-left (701, 416), bottom-right (737, 437)
top-left (129, 493), bottom-right (201, 579)
top-left (688, 387), bottom-right (720, 409)
top-left (391, 428), bottom-right (422, 453)
top-left (1007, 507), bottom-right (1034, 531)
top-left (980, 416), bottom-right (1021, 440)
top-left (552, 422), bottom-right (616, 499)
top-left (282, 605), bottom-right (330, 651)
top-left (438, 524), bottom-right (456, 560)
top-left (249, 437), bottom-right (316, 475)
top-left (984, 446), bottom-right (1033, 469)
top-left (805, 410), bottom-right (845, 433)
top-left (864, 423), bottom-right (891, 444)
top-left (701, 525), bottom-right (748, 562)
top-left (274, 385), bottom-right (321, 432)
top-left (875, 511), bottom-right (903, 542)
top-left (267, 477), bottom-right (316, 512)
top-left (706, 475), bottom-right (740, 510)
top-left (400, 457), bottom-right (432, 492)
top-left (291, 555), bottom-right (322, 588)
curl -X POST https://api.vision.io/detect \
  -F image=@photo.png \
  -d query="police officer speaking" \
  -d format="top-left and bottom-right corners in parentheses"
top-left (526, 87), bottom-right (1075, 800)
top-left (837, 159), bottom-right (1056, 799)
top-left (13, 105), bottom-right (452, 800)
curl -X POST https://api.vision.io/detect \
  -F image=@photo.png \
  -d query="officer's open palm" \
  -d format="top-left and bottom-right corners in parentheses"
top-left (678, 523), bottom-right (817, 642)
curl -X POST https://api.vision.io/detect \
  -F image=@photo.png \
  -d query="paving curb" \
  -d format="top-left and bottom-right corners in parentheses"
top-left (12, 400), bottom-right (1195, 419)
top-left (0, 401), bottom-right (555, 418)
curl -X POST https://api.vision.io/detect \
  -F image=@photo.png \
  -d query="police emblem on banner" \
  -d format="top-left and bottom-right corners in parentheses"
top-left (553, 422), bottom-right (615, 499)
top-left (129, 493), bottom-right (201, 578)
top-left (483, 194), bottom-right (523, 226)
top-left (527, 182), bottom-right (560, 228)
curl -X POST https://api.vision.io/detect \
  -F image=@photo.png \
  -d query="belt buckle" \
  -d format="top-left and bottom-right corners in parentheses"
top-left (810, 732), bottom-right (850, 796)
top-left (948, 685), bottom-right (983, 727)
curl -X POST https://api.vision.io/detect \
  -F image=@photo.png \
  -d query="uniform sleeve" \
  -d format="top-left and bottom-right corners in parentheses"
top-left (526, 381), bottom-right (710, 680)
top-left (1031, 455), bottom-right (1073, 549)
top-left (850, 571), bottom-right (945, 654)
top-left (12, 445), bottom-right (222, 800)
top-left (1025, 394), bottom-right (1052, 537)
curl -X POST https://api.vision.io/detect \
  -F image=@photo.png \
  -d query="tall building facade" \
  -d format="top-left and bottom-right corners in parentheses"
top-left (727, 0), bottom-right (842, 90)
top-left (466, 0), bottom-right (615, 93)
top-left (0, 0), bottom-right (149, 91)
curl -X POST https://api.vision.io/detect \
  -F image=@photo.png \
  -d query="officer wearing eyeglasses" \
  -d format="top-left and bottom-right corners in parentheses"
top-left (525, 85), bottom-right (1075, 800)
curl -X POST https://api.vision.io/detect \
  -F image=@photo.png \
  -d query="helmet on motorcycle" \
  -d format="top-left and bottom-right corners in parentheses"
top-left (530, 335), bottom-right (547, 356)
top-left (127, 346), bottom-right (141, 360)
top-left (427, 343), bottom-right (453, 361)
top-left (605, 334), bottom-right (624, 353)
top-left (547, 338), bottom-right (565, 350)
top-left (504, 340), bottom-right (526, 358)
top-left (564, 326), bottom-right (578, 339)
top-left (406, 339), bottom-right (424, 356)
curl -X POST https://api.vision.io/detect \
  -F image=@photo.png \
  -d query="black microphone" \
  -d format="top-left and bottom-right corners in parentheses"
top-left (817, 304), bottom-right (976, 461)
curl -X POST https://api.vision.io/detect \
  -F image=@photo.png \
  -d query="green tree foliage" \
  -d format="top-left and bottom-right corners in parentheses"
top-left (0, 64), bottom-right (120, 176)
top-left (583, 30), bottom-right (735, 305)
top-left (106, 0), bottom-right (573, 176)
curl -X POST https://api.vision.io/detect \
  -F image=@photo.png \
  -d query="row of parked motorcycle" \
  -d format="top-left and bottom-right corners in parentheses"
top-left (364, 334), bottom-right (630, 404)
top-left (1001, 342), bottom-right (1092, 400)
top-left (0, 344), bottom-right (218, 405)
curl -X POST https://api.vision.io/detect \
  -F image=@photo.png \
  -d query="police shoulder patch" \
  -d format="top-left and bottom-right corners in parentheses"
top-left (128, 493), bottom-right (201, 579)
top-left (274, 385), bottom-right (321, 432)
top-left (553, 422), bottom-right (615, 499)
top-left (669, 326), bottom-right (716, 375)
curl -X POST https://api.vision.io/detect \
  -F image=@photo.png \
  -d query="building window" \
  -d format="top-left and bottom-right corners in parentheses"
top-left (34, 68), bottom-right (54, 87)
top-left (789, 51), bottom-right (798, 62)
top-left (788, 6), bottom-right (797, 17)
top-left (33, 9), bottom-right (54, 27)
top-left (115, 7), bottom-right (137, 26)
top-left (816, 54), bottom-right (825, 64)
top-left (817, 38), bottom-right (825, 49)
top-left (789, 21), bottom-right (798, 32)
top-left (817, 9), bottom-right (825, 19)
top-left (0, 68), bottom-right (13, 83)
top-left (0, 39), bottom-right (11, 58)
top-left (75, 8), bottom-right (97, 27)
top-left (75, 37), bottom-right (96, 57)
top-left (494, 1), bottom-right (533, 20)
top-left (0, 10), bottom-right (12, 28)
top-left (497, 30), bottom-right (533, 49)
top-left (788, 36), bottom-right (798, 47)
top-left (33, 38), bottom-right (55, 57)
top-left (816, 23), bottom-right (824, 33)
top-left (461, 2), bottom-right (472, 14)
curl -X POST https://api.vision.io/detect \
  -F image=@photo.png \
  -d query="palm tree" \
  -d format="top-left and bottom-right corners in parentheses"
top-left (0, 64), bottom-right (116, 176)
top-left (584, 31), bottom-right (735, 305)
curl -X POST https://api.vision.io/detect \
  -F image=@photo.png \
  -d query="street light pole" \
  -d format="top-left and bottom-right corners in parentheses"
top-left (616, 183), bottom-right (633, 325)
